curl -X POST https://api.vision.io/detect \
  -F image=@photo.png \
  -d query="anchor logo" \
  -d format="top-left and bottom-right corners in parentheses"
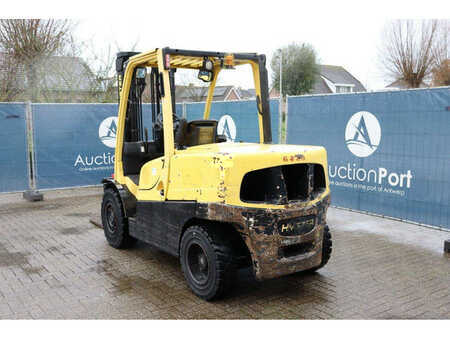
top-left (345, 111), bottom-right (381, 157)
top-left (217, 115), bottom-right (237, 142)
top-left (99, 117), bottom-right (118, 148)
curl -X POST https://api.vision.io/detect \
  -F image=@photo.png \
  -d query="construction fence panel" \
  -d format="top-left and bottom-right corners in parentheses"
top-left (32, 104), bottom-right (118, 190)
top-left (185, 99), bottom-right (280, 143)
top-left (31, 102), bottom-right (183, 190)
top-left (0, 103), bottom-right (29, 193)
top-left (286, 87), bottom-right (450, 229)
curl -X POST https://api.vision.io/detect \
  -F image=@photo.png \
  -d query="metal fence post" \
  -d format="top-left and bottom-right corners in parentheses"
top-left (278, 96), bottom-right (282, 144)
top-left (284, 95), bottom-right (289, 144)
top-left (23, 101), bottom-right (43, 201)
top-left (182, 102), bottom-right (187, 119)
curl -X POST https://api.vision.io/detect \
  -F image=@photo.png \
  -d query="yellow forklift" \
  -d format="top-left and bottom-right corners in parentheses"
top-left (101, 48), bottom-right (332, 300)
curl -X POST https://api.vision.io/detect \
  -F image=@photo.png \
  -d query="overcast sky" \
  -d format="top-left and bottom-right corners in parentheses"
top-left (6, 0), bottom-right (448, 91)
top-left (73, 15), bottom-right (387, 90)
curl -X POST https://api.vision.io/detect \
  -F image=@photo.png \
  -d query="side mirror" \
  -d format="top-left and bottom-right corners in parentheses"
top-left (198, 69), bottom-right (213, 83)
top-left (198, 58), bottom-right (214, 82)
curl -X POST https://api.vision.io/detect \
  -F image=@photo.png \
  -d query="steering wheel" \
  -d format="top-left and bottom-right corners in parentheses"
top-left (156, 112), bottom-right (181, 131)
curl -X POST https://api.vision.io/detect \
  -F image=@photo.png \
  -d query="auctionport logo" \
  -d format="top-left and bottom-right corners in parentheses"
top-left (99, 117), bottom-right (118, 148)
top-left (218, 115), bottom-right (236, 142)
top-left (345, 111), bottom-right (381, 157)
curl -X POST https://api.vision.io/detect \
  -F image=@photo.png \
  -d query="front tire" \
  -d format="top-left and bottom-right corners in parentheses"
top-left (180, 225), bottom-right (234, 301)
top-left (101, 188), bottom-right (136, 249)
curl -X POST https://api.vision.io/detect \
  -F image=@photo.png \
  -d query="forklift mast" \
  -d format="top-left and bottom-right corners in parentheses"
top-left (117, 52), bottom-right (143, 143)
top-left (116, 51), bottom-right (177, 146)
top-left (116, 52), bottom-right (139, 104)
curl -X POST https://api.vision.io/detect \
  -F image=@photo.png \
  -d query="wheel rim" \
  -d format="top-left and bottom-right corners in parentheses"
top-left (105, 203), bottom-right (117, 234)
top-left (187, 242), bottom-right (209, 285)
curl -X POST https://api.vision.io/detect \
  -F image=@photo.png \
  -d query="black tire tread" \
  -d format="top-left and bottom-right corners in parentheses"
top-left (319, 225), bottom-right (332, 268)
top-left (180, 224), bottom-right (235, 301)
top-left (308, 224), bottom-right (332, 272)
top-left (101, 188), bottom-right (136, 249)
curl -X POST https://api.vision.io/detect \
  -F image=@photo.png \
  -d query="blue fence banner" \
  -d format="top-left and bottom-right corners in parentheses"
top-left (31, 102), bottom-right (184, 190)
top-left (287, 87), bottom-right (450, 229)
top-left (33, 104), bottom-right (120, 189)
top-left (185, 99), bottom-right (280, 143)
top-left (0, 103), bottom-right (29, 193)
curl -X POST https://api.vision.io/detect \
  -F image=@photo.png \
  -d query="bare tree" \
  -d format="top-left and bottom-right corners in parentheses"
top-left (0, 20), bottom-right (144, 103)
top-left (379, 20), bottom-right (446, 88)
top-left (432, 20), bottom-right (450, 86)
top-left (28, 34), bottom-right (97, 103)
top-left (432, 59), bottom-right (450, 86)
top-left (0, 19), bottom-right (72, 101)
top-left (79, 40), bottom-right (141, 103)
top-left (0, 52), bottom-right (22, 101)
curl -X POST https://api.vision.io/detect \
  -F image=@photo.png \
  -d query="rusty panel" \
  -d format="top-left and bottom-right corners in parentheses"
top-left (198, 194), bottom-right (331, 280)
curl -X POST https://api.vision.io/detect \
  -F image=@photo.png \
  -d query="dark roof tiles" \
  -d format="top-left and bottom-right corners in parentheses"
top-left (319, 65), bottom-right (366, 92)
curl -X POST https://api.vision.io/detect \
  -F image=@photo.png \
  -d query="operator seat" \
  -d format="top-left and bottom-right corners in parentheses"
top-left (184, 120), bottom-right (219, 147)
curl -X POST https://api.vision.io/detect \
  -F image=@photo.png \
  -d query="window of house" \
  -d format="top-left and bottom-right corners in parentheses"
top-left (335, 85), bottom-right (352, 93)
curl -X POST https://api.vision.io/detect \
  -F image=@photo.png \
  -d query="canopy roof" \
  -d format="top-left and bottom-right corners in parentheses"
top-left (129, 48), bottom-right (259, 70)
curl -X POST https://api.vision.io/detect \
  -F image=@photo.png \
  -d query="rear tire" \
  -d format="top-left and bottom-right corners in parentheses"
top-left (101, 188), bottom-right (136, 249)
top-left (180, 225), bottom-right (234, 301)
top-left (308, 225), bottom-right (332, 272)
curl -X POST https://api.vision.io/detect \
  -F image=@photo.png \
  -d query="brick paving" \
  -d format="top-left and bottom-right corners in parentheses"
top-left (0, 187), bottom-right (449, 319)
